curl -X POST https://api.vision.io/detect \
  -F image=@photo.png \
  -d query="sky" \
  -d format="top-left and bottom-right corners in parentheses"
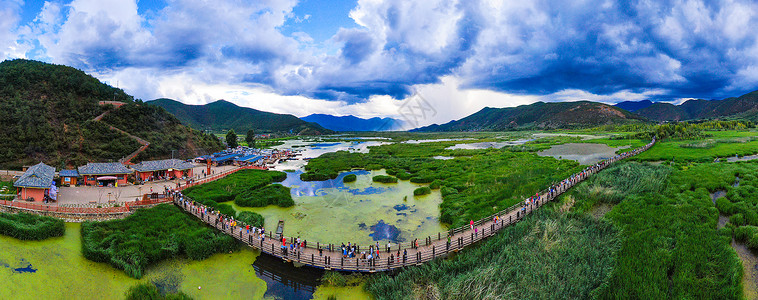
top-left (2, 0), bottom-right (758, 127)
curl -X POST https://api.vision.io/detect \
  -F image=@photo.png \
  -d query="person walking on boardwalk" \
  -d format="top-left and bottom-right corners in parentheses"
top-left (470, 219), bottom-right (474, 230)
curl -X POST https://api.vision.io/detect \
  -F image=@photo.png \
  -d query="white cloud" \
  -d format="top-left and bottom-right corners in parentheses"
top-left (0, 0), bottom-right (26, 59)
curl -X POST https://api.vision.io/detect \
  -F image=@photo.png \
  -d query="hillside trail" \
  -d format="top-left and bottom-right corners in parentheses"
top-left (93, 103), bottom-right (150, 164)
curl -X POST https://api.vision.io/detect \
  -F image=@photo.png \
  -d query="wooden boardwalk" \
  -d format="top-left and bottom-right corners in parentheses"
top-left (175, 138), bottom-right (656, 272)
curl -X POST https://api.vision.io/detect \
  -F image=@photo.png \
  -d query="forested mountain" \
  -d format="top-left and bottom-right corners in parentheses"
top-left (0, 59), bottom-right (222, 169)
top-left (301, 114), bottom-right (407, 131)
top-left (635, 90), bottom-right (758, 121)
top-left (414, 101), bottom-right (644, 132)
top-left (149, 99), bottom-right (331, 135)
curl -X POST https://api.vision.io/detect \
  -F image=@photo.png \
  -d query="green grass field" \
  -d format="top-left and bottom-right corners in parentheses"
top-left (634, 130), bottom-right (758, 162)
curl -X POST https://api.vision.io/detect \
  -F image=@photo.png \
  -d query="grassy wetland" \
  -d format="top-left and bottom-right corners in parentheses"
top-left (8, 125), bottom-right (758, 299)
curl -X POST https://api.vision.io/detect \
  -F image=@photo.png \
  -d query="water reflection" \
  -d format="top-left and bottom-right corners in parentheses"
top-left (283, 170), bottom-right (389, 197)
top-left (253, 254), bottom-right (323, 300)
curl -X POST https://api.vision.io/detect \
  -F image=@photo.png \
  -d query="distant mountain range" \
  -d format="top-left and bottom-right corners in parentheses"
top-left (148, 99), bottom-right (331, 135)
top-left (300, 114), bottom-right (407, 131)
top-left (614, 100), bottom-right (653, 112)
top-left (414, 101), bottom-right (643, 132)
top-left (616, 90), bottom-right (758, 122)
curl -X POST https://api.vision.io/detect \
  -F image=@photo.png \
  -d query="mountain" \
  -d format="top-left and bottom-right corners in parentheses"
top-left (614, 100), bottom-right (653, 112)
top-left (635, 90), bottom-right (758, 121)
top-left (414, 101), bottom-right (644, 132)
top-left (149, 99), bottom-right (331, 135)
top-left (0, 59), bottom-right (223, 169)
top-left (301, 114), bottom-right (407, 131)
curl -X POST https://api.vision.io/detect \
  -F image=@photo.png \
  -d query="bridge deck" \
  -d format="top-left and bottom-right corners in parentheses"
top-left (175, 139), bottom-right (655, 272)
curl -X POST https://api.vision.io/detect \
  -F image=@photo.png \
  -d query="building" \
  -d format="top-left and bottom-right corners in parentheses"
top-left (14, 162), bottom-right (55, 202)
top-left (59, 169), bottom-right (80, 186)
top-left (78, 162), bottom-right (131, 186)
top-left (132, 159), bottom-right (195, 181)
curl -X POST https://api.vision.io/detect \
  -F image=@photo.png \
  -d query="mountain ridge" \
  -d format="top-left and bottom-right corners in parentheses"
top-left (149, 98), bottom-right (332, 135)
top-left (301, 114), bottom-right (406, 131)
top-left (634, 90), bottom-right (758, 121)
top-left (413, 101), bottom-right (644, 132)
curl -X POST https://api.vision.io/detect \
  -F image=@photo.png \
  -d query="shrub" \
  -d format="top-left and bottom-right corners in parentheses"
top-left (730, 213), bottom-right (745, 226)
top-left (395, 171), bottom-right (413, 180)
top-left (237, 211), bottom-right (265, 228)
top-left (413, 186), bottom-right (431, 196)
top-left (125, 282), bottom-right (192, 300)
top-left (0, 212), bottom-right (65, 240)
top-left (342, 174), bottom-right (357, 183)
top-left (234, 184), bottom-right (294, 208)
top-left (735, 226), bottom-right (758, 250)
top-left (440, 187), bottom-right (458, 196)
top-left (81, 204), bottom-right (240, 278)
top-left (372, 175), bottom-right (398, 183)
top-left (321, 271), bottom-right (366, 287)
top-left (429, 180), bottom-right (442, 190)
top-left (184, 169), bottom-right (287, 204)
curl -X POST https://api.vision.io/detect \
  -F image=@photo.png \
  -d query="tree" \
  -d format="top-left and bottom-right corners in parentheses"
top-left (245, 129), bottom-right (255, 148)
top-left (226, 130), bottom-right (238, 148)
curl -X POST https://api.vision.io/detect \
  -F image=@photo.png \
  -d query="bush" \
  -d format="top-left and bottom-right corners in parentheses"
top-left (395, 171), bottom-right (413, 180)
top-left (342, 174), bottom-right (357, 183)
top-left (372, 175), bottom-right (398, 183)
top-left (300, 171), bottom-right (338, 181)
top-left (413, 186), bottom-right (431, 196)
top-left (185, 169), bottom-right (292, 208)
top-left (125, 282), bottom-right (192, 300)
top-left (321, 271), bottom-right (366, 287)
top-left (235, 184), bottom-right (294, 208)
top-left (440, 187), bottom-right (458, 196)
top-left (237, 211), bottom-right (265, 228)
top-left (81, 204), bottom-right (240, 279)
top-left (735, 226), bottom-right (758, 250)
top-left (184, 169), bottom-right (286, 204)
top-left (429, 180), bottom-right (442, 189)
top-left (730, 213), bottom-right (745, 226)
top-left (0, 212), bottom-right (65, 240)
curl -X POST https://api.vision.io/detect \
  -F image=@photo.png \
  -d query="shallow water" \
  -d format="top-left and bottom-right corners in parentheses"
top-left (0, 223), bottom-right (368, 299)
top-left (233, 169), bottom-right (446, 245)
top-left (271, 139), bottom-right (389, 171)
top-left (445, 139), bottom-right (532, 150)
top-left (537, 143), bottom-right (630, 165)
top-left (726, 154), bottom-right (758, 162)
top-left (733, 240), bottom-right (758, 299)
top-left (402, 138), bottom-right (472, 144)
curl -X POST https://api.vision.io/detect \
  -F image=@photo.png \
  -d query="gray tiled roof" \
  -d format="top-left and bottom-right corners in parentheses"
top-left (78, 162), bottom-right (132, 175)
top-left (14, 162), bottom-right (55, 188)
top-left (59, 169), bottom-right (79, 177)
top-left (131, 159), bottom-right (195, 172)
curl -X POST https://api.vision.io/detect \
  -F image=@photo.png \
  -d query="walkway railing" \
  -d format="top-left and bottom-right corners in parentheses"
top-left (175, 138), bottom-right (656, 272)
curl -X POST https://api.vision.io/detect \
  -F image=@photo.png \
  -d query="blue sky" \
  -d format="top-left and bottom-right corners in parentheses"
top-left (1, 0), bottom-right (758, 126)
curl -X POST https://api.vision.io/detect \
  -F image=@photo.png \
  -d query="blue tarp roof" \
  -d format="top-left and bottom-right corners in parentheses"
top-left (212, 154), bottom-right (241, 163)
top-left (236, 155), bottom-right (263, 162)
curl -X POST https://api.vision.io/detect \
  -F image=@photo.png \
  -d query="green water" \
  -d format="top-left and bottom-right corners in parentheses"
top-left (0, 223), bottom-right (369, 299)
top-left (233, 170), bottom-right (447, 245)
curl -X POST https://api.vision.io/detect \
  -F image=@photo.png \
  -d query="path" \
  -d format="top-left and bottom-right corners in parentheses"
top-left (175, 138), bottom-right (657, 272)
top-left (93, 104), bottom-right (150, 164)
